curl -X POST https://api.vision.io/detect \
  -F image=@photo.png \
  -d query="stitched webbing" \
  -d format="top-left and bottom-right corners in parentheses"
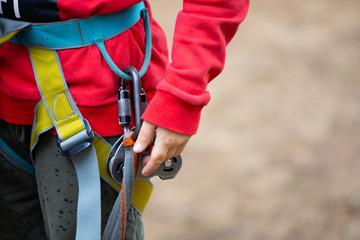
top-left (3, 4), bottom-right (154, 238)
top-left (28, 48), bottom-right (87, 142)
top-left (28, 47), bottom-right (102, 240)
top-left (28, 44), bottom-right (153, 240)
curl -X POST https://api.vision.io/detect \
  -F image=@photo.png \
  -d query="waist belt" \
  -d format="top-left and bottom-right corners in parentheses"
top-left (10, 2), bottom-right (145, 50)
top-left (0, 2), bottom-right (153, 239)
top-left (7, 1), bottom-right (151, 81)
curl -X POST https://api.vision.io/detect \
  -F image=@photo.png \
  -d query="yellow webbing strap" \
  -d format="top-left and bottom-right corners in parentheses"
top-left (93, 134), bottom-right (153, 214)
top-left (0, 30), bottom-right (20, 45)
top-left (131, 178), bottom-right (153, 213)
top-left (29, 47), bottom-right (85, 142)
top-left (28, 47), bottom-right (152, 214)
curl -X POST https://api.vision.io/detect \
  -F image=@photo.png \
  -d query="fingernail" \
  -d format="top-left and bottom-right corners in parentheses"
top-left (142, 169), bottom-right (149, 176)
top-left (133, 143), bottom-right (142, 152)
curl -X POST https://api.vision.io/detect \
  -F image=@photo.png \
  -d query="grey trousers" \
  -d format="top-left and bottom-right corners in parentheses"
top-left (0, 120), bottom-right (143, 240)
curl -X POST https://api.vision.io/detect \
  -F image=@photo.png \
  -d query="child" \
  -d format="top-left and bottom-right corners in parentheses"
top-left (0, 0), bottom-right (249, 239)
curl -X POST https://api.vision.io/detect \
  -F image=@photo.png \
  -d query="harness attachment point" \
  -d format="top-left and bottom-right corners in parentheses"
top-left (123, 131), bottom-right (136, 147)
top-left (56, 119), bottom-right (94, 156)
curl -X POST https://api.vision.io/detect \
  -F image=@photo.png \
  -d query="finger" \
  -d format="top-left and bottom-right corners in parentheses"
top-left (162, 147), bottom-right (178, 164)
top-left (141, 142), bottom-right (177, 171)
top-left (141, 144), bottom-right (183, 176)
top-left (173, 142), bottom-right (187, 157)
top-left (133, 121), bottom-right (156, 153)
top-left (141, 140), bottom-right (170, 176)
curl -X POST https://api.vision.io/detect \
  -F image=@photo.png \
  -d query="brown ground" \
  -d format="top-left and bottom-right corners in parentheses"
top-left (143, 1), bottom-right (360, 239)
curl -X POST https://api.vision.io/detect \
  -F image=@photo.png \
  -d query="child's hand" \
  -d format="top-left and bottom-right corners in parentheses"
top-left (133, 120), bottom-right (191, 176)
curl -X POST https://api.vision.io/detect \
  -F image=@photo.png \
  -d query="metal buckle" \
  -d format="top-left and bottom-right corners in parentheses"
top-left (56, 119), bottom-right (94, 156)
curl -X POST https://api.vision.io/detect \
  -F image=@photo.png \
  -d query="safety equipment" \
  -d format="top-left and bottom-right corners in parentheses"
top-left (0, 2), bottom-right (178, 239)
top-left (107, 66), bottom-right (183, 184)
top-left (103, 66), bottom-right (183, 239)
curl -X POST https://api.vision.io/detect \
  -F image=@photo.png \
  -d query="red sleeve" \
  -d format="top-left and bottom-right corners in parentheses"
top-left (142, 0), bottom-right (250, 135)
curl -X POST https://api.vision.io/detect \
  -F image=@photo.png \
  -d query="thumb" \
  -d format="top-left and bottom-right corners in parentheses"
top-left (133, 121), bottom-right (156, 153)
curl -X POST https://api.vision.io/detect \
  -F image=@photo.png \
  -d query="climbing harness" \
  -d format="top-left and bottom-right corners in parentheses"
top-left (0, 1), bottom-right (182, 239)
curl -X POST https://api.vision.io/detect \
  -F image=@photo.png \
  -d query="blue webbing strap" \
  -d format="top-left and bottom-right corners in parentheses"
top-left (95, 8), bottom-right (152, 81)
top-left (0, 138), bottom-right (36, 177)
top-left (26, 45), bottom-right (102, 240)
top-left (71, 146), bottom-right (102, 240)
top-left (9, 2), bottom-right (145, 50)
top-left (0, 136), bottom-right (101, 239)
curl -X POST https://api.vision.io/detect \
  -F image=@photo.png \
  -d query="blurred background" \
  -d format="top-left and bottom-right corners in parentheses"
top-left (143, 1), bottom-right (360, 239)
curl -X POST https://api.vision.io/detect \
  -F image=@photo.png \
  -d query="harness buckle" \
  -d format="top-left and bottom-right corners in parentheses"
top-left (56, 119), bottom-right (95, 156)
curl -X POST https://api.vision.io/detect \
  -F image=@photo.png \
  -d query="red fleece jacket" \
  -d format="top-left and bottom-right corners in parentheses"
top-left (0, 0), bottom-right (249, 136)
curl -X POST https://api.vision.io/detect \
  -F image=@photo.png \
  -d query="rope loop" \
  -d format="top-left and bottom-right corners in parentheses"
top-left (96, 8), bottom-right (152, 81)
